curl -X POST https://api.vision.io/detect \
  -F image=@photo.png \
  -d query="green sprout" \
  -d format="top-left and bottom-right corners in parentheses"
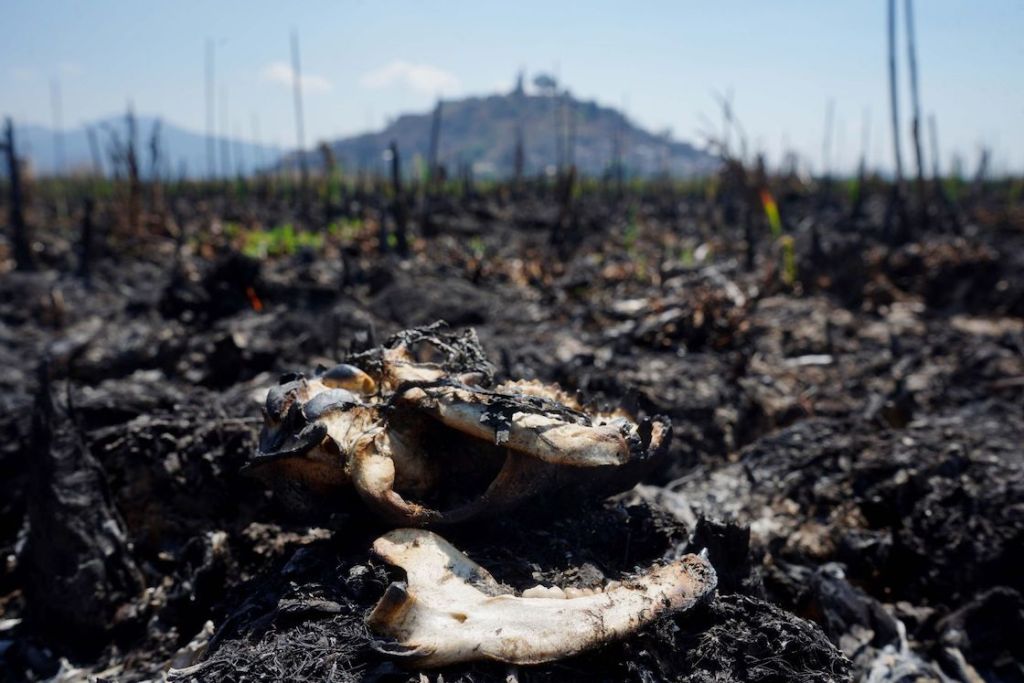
top-left (780, 235), bottom-right (797, 286)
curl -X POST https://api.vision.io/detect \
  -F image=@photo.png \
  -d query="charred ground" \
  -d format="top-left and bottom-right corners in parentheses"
top-left (1, 171), bottom-right (1023, 682)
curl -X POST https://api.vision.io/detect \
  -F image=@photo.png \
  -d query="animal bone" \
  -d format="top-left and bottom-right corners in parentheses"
top-left (247, 326), bottom-right (671, 523)
top-left (366, 528), bottom-right (717, 666)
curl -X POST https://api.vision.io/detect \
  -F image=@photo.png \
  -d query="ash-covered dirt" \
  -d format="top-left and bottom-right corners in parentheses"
top-left (1, 187), bottom-right (1022, 682)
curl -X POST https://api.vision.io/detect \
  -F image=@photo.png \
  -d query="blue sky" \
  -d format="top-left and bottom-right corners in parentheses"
top-left (3, 1), bottom-right (1022, 174)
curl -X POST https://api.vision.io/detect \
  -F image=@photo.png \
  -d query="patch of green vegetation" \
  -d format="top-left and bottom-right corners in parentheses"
top-left (327, 217), bottom-right (365, 242)
top-left (413, 154), bottom-right (429, 186)
top-left (1008, 179), bottom-right (1023, 205)
top-left (241, 222), bottom-right (323, 259)
top-left (624, 207), bottom-right (640, 252)
top-left (843, 177), bottom-right (862, 206)
top-left (633, 252), bottom-right (649, 281)
top-left (321, 169), bottom-right (343, 206)
top-left (943, 176), bottom-right (962, 202)
top-left (468, 236), bottom-right (486, 259)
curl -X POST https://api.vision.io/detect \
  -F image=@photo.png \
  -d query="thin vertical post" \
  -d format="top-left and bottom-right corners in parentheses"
top-left (887, 0), bottom-right (908, 237)
top-left (205, 39), bottom-right (216, 180)
top-left (904, 0), bottom-right (928, 227)
top-left (389, 140), bottom-right (409, 257)
top-left (427, 100), bottom-right (443, 186)
top-left (3, 119), bottom-right (34, 270)
top-left (290, 29), bottom-right (309, 200)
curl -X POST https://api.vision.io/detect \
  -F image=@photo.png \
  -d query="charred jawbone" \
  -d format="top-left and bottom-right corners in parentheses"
top-left (367, 528), bottom-right (717, 667)
top-left (246, 324), bottom-right (671, 524)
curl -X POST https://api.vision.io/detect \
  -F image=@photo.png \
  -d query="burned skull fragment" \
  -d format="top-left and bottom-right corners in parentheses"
top-left (247, 327), bottom-right (671, 524)
top-left (366, 528), bottom-right (718, 666)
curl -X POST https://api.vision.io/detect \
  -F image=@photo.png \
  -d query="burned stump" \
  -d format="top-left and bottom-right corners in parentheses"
top-left (22, 364), bottom-right (144, 656)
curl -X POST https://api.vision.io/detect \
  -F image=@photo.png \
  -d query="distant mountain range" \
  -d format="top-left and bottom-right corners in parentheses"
top-left (9, 114), bottom-right (283, 179)
top-left (9, 85), bottom-right (718, 179)
top-left (284, 85), bottom-right (718, 179)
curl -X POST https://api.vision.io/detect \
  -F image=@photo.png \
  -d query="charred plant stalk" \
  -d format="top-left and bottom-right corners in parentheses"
top-left (3, 118), bottom-right (34, 270)
top-left (50, 78), bottom-right (66, 177)
top-left (927, 114), bottom-right (941, 182)
top-left (514, 123), bottom-right (525, 190)
top-left (250, 113), bottom-right (264, 176)
top-left (553, 91), bottom-right (564, 179)
top-left (821, 98), bottom-right (835, 204)
top-left (148, 119), bottom-right (165, 225)
top-left (612, 114), bottom-right (625, 200)
top-left (389, 140), bottom-right (409, 257)
top-left (851, 109), bottom-right (870, 220)
top-left (100, 107), bottom-right (143, 235)
top-left (86, 126), bottom-right (103, 177)
top-left (219, 87), bottom-right (231, 184)
top-left (886, 0), bottom-right (908, 239)
top-left (970, 147), bottom-right (990, 204)
top-left (743, 204), bottom-right (756, 273)
top-left (50, 78), bottom-right (68, 224)
top-left (567, 97), bottom-right (577, 172)
top-left (427, 100), bottom-right (443, 188)
top-left (78, 198), bottom-right (95, 285)
top-left (205, 38), bottom-right (216, 180)
top-left (552, 165), bottom-right (577, 256)
top-left (904, 0), bottom-right (929, 229)
top-left (928, 114), bottom-right (960, 233)
top-left (461, 160), bottom-right (473, 198)
top-left (233, 127), bottom-right (246, 182)
top-left (419, 101), bottom-right (444, 239)
top-left (319, 142), bottom-right (338, 217)
top-left (290, 30), bottom-right (309, 209)
top-left (513, 77), bottom-right (526, 192)
top-left (125, 108), bottom-right (141, 235)
top-left (420, 100), bottom-right (444, 238)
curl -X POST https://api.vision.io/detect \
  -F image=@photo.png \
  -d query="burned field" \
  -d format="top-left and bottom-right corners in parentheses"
top-left (1, 173), bottom-right (1023, 682)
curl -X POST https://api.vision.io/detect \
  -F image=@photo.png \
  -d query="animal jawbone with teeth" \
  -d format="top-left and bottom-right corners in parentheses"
top-left (245, 326), bottom-right (716, 666)
top-left (247, 328), bottom-right (671, 524)
top-left (367, 528), bottom-right (718, 667)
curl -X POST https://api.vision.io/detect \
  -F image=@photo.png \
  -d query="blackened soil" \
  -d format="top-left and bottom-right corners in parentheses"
top-left (1, 188), bottom-right (1022, 682)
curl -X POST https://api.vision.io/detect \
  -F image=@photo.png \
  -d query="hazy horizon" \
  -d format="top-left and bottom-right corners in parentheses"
top-left (4, 1), bottom-right (1023, 176)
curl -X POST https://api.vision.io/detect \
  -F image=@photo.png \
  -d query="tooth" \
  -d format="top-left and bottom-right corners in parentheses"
top-left (522, 585), bottom-right (567, 599)
top-left (521, 586), bottom-right (549, 599)
top-left (563, 587), bottom-right (585, 599)
top-left (605, 581), bottom-right (621, 592)
top-left (320, 363), bottom-right (377, 394)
